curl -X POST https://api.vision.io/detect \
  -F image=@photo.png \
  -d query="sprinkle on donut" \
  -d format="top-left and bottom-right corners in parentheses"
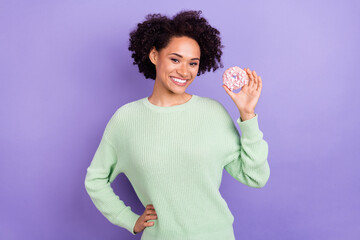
top-left (222, 66), bottom-right (249, 91)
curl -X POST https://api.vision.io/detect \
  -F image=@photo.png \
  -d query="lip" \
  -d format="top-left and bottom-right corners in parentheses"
top-left (170, 76), bottom-right (188, 86)
top-left (170, 76), bottom-right (188, 80)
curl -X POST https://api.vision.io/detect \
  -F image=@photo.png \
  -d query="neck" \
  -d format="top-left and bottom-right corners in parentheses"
top-left (148, 80), bottom-right (192, 107)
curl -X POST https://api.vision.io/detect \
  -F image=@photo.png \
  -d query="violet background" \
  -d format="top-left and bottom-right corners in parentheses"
top-left (1, 0), bottom-right (359, 239)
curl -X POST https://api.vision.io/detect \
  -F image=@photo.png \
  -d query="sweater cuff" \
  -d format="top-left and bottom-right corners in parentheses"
top-left (236, 113), bottom-right (262, 141)
top-left (115, 206), bottom-right (141, 235)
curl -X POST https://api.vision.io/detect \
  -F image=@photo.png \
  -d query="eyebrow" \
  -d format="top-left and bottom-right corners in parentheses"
top-left (169, 53), bottom-right (200, 61)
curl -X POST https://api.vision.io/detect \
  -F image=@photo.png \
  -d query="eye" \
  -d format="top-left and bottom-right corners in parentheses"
top-left (190, 62), bottom-right (198, 66)
top-left (171, 58), bottom-right (179, 63)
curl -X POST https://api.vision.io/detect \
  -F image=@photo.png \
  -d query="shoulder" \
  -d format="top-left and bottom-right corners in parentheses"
top-left (197, 95), bottom-right (231, 115)
top-left (196, 95), bottom-right (223, 108)
top-left (195, 95), bottom-right (234, 127)
top-left (103, 98), bottom-right (144, 134)
top-left (111, 97), bottom-right (144, 119)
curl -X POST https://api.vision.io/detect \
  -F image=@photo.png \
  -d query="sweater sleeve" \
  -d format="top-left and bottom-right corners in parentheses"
top-left (84, 133), bottom-right (140, 235)
top-left (223, 113), bottom-right (270, 188)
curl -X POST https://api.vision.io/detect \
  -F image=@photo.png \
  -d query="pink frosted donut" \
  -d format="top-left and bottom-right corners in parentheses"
top-left (222, 66), bottom-right (249, 91)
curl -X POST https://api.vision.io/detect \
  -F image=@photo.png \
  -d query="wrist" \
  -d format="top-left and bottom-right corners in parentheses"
top-left (239, 112), bottom-right (256, 121)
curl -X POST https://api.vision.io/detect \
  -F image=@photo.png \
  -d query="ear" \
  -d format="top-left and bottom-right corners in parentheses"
top-left (149, 47), bottom-right (158, 65)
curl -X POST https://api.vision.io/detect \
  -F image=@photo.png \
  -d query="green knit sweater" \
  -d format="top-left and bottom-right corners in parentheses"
top-left (84, 94), bottom-right (270, 240)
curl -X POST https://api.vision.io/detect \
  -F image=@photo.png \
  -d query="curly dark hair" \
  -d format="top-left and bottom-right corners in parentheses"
top-left (128, 10), bottom-right (224, 80)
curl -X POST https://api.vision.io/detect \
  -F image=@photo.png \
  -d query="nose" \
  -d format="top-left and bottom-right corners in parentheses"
top-left (176, 63), bottom-right (189, 78)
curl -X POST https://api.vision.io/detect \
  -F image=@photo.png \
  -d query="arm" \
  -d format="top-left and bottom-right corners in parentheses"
top-left (84, 134), bottom-right (140, 235)
top-left (224, 114), bottom-right (270, 188)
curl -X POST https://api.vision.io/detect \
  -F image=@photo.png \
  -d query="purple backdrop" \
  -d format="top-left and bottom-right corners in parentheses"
top-left (1, 0), bottom-right (359, 239)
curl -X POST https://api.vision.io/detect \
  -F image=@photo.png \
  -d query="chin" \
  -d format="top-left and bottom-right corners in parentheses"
top-left (169, 88), bottom-right (187, 95)
top-left (168, 82), bottom-right (190, 92)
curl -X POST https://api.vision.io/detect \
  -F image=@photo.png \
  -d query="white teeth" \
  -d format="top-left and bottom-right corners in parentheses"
top-left (171, 77), bottom-right (187, 83)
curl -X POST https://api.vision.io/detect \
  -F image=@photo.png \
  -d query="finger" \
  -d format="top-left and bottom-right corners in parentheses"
top-left (222, 84), bottom-right (235, 98)
top-left (250, 69), bottom-right (257, 89)
top-left (147, 214), bottom-right (158, 220)
top-left (258, 76), bottom-right (262, 92)
top-left (147, 209), bottom-right (157, 215)
top-left (146, 205), bottom-right (155, 210)
top-left (247, 68), bottom-right (252, 87)
top-left (146, 222), bottom-right (155, 227)
top-left (252, 70), bottom-right (258, 88)
top-left (145, 215), bottom-right (157, 221)
top-left (146, 204), bottom-right (154, 210)
top-left (247, 68), bottom-right (254, 88)
top-left (242, 68), bottom-right (249, 89)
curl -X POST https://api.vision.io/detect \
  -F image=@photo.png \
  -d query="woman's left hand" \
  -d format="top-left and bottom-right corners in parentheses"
top-left (223, 68), bottom-right (262, 120)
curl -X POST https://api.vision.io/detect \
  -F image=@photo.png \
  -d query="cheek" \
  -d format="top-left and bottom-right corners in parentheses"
top-left (156, 63), bottom-right (169, 75)
top-left (161, 62), bottom-right (174, 72)
top-left (191, 66), bottom-right (199, 75)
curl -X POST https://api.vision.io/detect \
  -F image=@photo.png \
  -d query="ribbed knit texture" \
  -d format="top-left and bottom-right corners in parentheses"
top-left (84, 94), bottom-right (270, 240)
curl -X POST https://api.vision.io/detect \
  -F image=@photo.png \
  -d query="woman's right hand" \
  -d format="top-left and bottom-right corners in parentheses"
top-left (133, 204), bottom-right (158, 234)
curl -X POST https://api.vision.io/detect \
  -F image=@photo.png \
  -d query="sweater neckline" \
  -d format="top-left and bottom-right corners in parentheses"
top-left (142, 94), bottom-right (198, 112)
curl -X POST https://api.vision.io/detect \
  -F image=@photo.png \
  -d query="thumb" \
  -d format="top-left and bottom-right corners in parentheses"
top-left (222, 84), bottom-right (235, 98)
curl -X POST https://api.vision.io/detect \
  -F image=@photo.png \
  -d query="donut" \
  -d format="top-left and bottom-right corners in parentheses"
top-left (222, 66), bottom-right (249, 91)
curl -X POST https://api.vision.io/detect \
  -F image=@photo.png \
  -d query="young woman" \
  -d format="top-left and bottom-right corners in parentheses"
top-left (85, 10), bottom-right (270, 239)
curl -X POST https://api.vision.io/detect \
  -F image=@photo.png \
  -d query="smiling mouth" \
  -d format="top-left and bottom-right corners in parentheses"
top-left (170, 76), bottom-right (188, 86)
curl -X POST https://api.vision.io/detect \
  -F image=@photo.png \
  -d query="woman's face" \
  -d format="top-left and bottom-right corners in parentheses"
top-left (149, 36), bottom-right (201, 94)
